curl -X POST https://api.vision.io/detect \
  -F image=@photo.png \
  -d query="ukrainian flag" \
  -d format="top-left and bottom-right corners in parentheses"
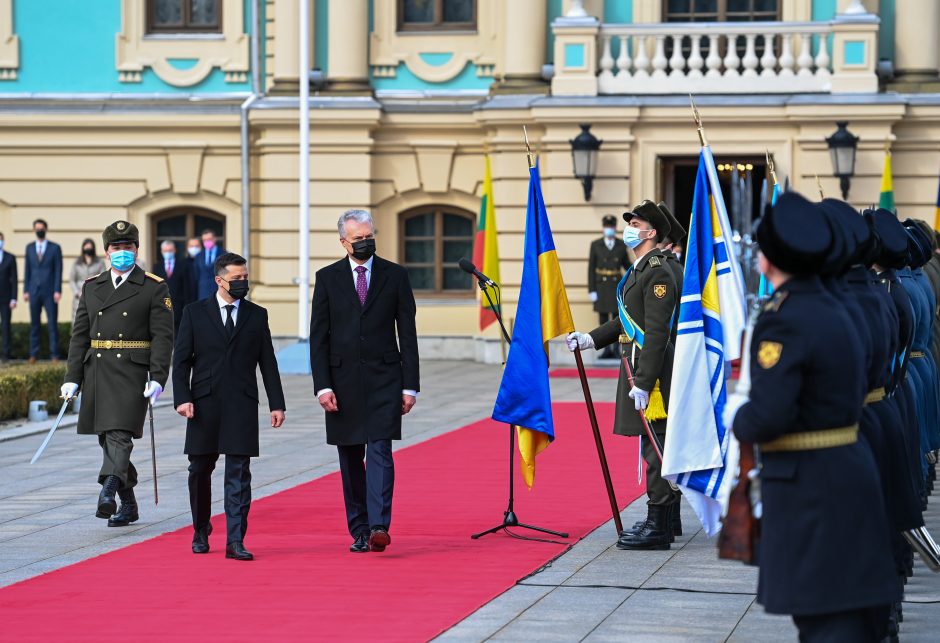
top-left (662, 147), bottom-right (747, 537)
top-left (492, 162), bottom-right (574, 489)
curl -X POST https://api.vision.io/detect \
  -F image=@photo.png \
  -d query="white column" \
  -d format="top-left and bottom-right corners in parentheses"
top-left (327, 0), bottom-right (370, 93)
top-left (495, 0), bottom-right (548, 93)
top-left (894, 0), bottom-right (939, 82)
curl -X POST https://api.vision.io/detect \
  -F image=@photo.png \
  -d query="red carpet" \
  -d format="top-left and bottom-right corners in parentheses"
top-left (0, 403), bottom-right (641, 642)
top-left (550, 367), bottom-right (619, 378)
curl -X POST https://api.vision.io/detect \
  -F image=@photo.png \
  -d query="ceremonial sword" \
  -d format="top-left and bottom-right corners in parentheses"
top-left (147, 371), bottom-right (159, 505)
top-left (30, 393), bottom-right (76, 464)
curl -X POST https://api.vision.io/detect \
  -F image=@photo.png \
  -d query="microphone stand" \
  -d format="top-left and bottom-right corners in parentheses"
top-left (470, 276), bottom-right (569, 542)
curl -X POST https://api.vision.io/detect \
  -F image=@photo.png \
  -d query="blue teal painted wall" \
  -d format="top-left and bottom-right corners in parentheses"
top-left (604, 0), bottom-right (632, 24)
top-left (370, 62), bottom-right (492, 92)
top-left (315, 0), bottom-right (329, 72)
top-left (2, 0), bottom-right (255, 94)
top-left (878, 0), bottom-right (895, 62)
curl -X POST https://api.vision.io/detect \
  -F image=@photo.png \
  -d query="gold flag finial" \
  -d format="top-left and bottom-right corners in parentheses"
top-left (766, 149), bottom-right (779, 187)
top-left (815, 174), bottom-right (825, 199)
top-left (523, 125), bottom-right (536, 169)
top-left (884, 136), bottom-right (892, 154)
top-left (690, 94), bottom-right (707, 147)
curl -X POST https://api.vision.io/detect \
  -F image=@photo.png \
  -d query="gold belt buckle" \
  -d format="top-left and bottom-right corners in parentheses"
top-left (103, 340), bottom-right (113, 350)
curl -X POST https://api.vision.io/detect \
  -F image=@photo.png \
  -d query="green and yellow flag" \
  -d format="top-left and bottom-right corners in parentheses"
top-left (879, 150), bottom-right (895, 212)
top-left (472, 156), bottom-right (500, 330)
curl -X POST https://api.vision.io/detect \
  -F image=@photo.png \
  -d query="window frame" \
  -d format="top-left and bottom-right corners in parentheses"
top-left (662, 0), bottom-right (781, 22)
top-left (150, 207), bottom-right (226, 264)
top-left (147, 0), bottom-right (223, 35)
top-left (399, 206), bottom-right (476, 297)
top-left (397, 0), bottom-right (477, 33)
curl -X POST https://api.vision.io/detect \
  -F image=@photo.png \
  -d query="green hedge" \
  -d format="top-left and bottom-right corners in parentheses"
top-left (3, 322), bottom-right (72, 360)
top-left (0, 363), bottom-right (68, 421)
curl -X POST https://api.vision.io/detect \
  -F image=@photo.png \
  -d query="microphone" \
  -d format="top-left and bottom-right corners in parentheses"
top-left (458, 258), bottom-right (496, 287)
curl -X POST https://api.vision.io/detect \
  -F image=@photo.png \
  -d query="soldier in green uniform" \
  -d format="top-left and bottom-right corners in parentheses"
top-left (587, 214), bottom-right (630, 358)
top-left (657, 202), bottom-right (687, 344)
top-left (567, 200), bottom-right (681, 549)
top-left (62, 220), bottom-right (174, 526)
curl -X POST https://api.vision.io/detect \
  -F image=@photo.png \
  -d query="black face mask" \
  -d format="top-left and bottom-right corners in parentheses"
top-left (350, 238), bottom-right (376, 261)
top-left (83, 248), bottom-right (94, 257)
top-left (226, 279), bottom-right (250, 300)
top-left (35, 229), bottom-right (46, 240)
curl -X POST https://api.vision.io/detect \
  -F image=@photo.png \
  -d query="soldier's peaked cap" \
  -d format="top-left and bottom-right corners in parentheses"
top-left (756, 190), bottom-right (832, 276)
top-left (904, 219), bottom-right (933, 268)
top-left (102, 220), bottom-right (139, 247)
top-left (602, 214), bottom-right (617, 227)
top-left (657, 202), bottom-right (687, 244)
top-left (869, 208), bottom-right (908, 269)
top-left (819, 198), bottom-right (869, 270)
top-left (623, 200), bottom-right (671, 239)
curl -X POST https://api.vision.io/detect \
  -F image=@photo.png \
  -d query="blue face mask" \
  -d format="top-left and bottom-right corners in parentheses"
top-left (0, 240), bottom-right (4, 251)
top-left (109, 250), bottom-right (135, 272)
top-left (623, 226), bottom-right (651, 249)
top-left (162, 251), bottom-right (175, 262)
top-left (603, 227), bottom-right (616, 238)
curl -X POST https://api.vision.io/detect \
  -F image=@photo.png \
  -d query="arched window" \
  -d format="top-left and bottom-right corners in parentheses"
top-left (400, 206), bottom-right (475, 295)
top-left (151, 207), bottom-right (225, 262)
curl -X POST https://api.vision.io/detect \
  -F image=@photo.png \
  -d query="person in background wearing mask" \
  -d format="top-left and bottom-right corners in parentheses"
top-left (566, 201), bottom-right (681, 550)
top-left (587, 214), bottom-right (630, 359)
top-left (193, 229), bottom-right (225, 301)
top-left (153, 239), bottom-right (192, 335)
top-left (185, 236), bottom-right (202, 306)
top-left (62, 220), bottom-right (174, 526)
top-left (0, 231), bottom-right (17, 362)
top-left (173, 252), bottom-right (285, 561)
top-left (24, 218), bottom-right (63, 363)
top-left (310, 209), bottom-right (419, 554)
top-left (69, 239), bottom-right (106, 320)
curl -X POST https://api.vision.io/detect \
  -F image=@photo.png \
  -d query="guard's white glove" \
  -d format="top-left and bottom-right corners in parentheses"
top-left (629, 386), bottom-right (650, 411)
top-left (61, 382), bottom-right (78, 399)
top-left (723, 392), bottom-right (748, 430)
top-left (589, 291), bottom-right (598, 303)
top-left (143, 380), bottom-right (163, 403)
top-left (566, 331), bottom-right (595, 352)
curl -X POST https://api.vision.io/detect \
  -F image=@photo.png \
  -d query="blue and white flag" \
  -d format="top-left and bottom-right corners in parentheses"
top-left (661, 147), bottom-right (747, 537)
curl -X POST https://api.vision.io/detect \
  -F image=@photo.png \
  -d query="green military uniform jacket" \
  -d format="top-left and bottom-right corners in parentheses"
top-left (589, 249), bottom-right (678, 437)
top-left (65, 265), bottom-right (174, 438)
top-left (587, 237), bottom-right (630, 314)
top-left (664, 252), bottom-right (684, 344)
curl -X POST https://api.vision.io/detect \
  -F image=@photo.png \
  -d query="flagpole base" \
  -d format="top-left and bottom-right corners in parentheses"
top-left (471, 510), bottom-right (569, 540)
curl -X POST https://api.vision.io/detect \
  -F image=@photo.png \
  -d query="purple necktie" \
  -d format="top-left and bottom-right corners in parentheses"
top-left (355, 265), bottom-right (368, 306)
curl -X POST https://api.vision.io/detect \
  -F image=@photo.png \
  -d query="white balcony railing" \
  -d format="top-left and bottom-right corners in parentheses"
top-left (598, 21), bottom-right (832, 95)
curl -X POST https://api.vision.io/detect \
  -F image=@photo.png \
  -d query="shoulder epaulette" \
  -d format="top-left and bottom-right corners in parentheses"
top-left (762, 290), bottom-right (789, 313)
top-left (144, 271), bottom-right (165, 283)
top-left (84, 272), bottom-right (102, 282)
top-left (648, 255), bottom-right (662, 267)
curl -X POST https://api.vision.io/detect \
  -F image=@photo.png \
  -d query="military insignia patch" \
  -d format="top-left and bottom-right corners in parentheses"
top-left (649, 256), bottom-right (662, 267)
top-left (758, 341), bottom-right (782, 369)
top-left (653, 284), bottom-right (667, 299)
top-left (116, 221), bottom-right (126, 231)
top-left (164, 297), bottom-right (172, 311)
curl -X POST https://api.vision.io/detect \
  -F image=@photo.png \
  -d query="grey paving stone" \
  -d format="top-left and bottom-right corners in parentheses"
top-left (490, 586), bottom-right (632, 642)
top-left (726, 601), bottom-right (797, 642)
top-left (435, 584), bottom-right (555, 642)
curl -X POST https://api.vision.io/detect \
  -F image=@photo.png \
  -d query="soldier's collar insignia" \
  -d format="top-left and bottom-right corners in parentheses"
top-left (653, 284), bottom-right (667, 299)
top-left (648, 255), bottom-right (662, 267)
top-left (762, 290), bottom-right (789, 313)
top-left (758, 341), bottom-right (783, 369)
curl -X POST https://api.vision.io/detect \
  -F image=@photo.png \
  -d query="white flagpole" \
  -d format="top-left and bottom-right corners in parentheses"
top-left (298, 0), bottom-right (311, 340)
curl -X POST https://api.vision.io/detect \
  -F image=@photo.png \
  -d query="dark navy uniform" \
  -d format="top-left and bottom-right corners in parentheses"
top-left (587, 214), bottom-right (630, 320)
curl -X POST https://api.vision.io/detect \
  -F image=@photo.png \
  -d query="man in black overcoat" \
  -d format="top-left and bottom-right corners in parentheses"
top-left (173, 252), bottom-right (285, 561)
top-left (309, 209), bottom-right (419, 554)
top-left (152, 239), bottom-right (193, 334)
top-left (0, 231), bottom-right (17, 361)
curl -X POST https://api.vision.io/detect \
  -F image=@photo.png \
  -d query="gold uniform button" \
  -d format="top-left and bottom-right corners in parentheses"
top-left (97, 332), bottom-right (101, 337)
top-left (116, 353), bottom-right (121, 358)
top-left (118, 333), bottom-right (123, 338)
top-left (123, 312), bottom-right (128, 317)
top-left (98, 312), bottom-right (102, 316)
top-left (96, 353), bottom-right (101, 358)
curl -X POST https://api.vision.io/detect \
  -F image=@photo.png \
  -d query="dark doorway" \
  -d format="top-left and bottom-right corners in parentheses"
top-left (150, 207), bottom-right (226, 264)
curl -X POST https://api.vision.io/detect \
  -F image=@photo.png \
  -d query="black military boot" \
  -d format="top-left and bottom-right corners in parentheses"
top-left (616, 504), bottom-right (671, 550)
top-left (108, 487), bottom-right (139, 527)
top-left (622, 506), bottom-right (654, 538)
top-left (670, 500), bottom-right (683, 538)
top-left (96, 475), bottom-right (120, 519)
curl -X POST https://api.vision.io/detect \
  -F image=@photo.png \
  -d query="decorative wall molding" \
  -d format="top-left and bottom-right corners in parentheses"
top-left (369, 0), bottom-right (499, 82)
top-left (116, 0), bottom-right (249, 86)
top-left (0, 0), bottom-right (19, 80)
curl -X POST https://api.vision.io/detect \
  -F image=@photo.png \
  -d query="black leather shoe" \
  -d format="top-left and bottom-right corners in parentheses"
top-left (368, 527), bottom-right (391, 553)
top-left (617, 505), bottom-right (671, 550)
top-left (96, 475), bottom-right (120, 519)
top-left (192, 524), bottom-right (212, 554)
top-left (226, 540), bottom-right (254, 561)
top-left (350, 533), bottom-right (369, 553)
top-left (108, 488), bottom-right (139, 527)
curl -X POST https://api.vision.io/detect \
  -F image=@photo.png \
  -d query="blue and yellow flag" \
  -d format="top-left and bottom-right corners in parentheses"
top-left (492, 162), bottom-right (574, 489)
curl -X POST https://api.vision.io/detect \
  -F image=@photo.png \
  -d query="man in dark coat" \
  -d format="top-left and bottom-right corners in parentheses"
top-left (173, 252), bottom-right (285, 561)
top-left (729, 192), bottom-right (900, 642)
top-left (24, 218), bottom-right (63, 361)
top-left (62, 220), bottom-right (174, 525)
top-left (0, 231), bottom-right (17, 361)
top-left (310, 209), bottom-right (419, 554)
top-left (587, 214), bottom-right (630, 358)
top-left (567, 200), bottom-right (680, 550)
top-left (192, 229), bottom-right (225, 300)
top-left (153, 239), bottom-right (193, 334)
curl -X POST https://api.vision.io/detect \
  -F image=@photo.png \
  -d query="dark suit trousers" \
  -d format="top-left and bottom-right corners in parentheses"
top-left (188, 454), bottom-right (252, 544)
top-left (793, 606), bottom-right (889, 643)
top-left (97, 431), bottom-right (137, 490)
top-left (0, 303), bottom-right (11, 358)
top-left (337, 440), bottom-right (394, 537)
top-left (28, 293), bottom-right (58, 358)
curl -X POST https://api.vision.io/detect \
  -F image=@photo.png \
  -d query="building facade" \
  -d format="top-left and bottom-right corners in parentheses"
top-left (0, 0), bottom-right (938, 360)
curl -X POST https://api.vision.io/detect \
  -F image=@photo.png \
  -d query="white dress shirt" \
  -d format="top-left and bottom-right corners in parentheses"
top-left (216, 292), bottom-right (241, 325)
top-left (604, 237), bottom-right (615, 251)
top-left (316, 254), bottom-right (417, 400)
top-left (110, 268), bottom-right (132, 289)
top-left (35, 240), bottom-right (47, 258)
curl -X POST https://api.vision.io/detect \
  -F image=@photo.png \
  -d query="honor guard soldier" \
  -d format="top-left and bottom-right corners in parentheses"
top-left (728, 192), bottom-right (900, 642)
top-left (587, 214), bottom-right (630, 358)
top-left (568, 200), bottom-right (681, 549)
top-left (657, 201), bottom-right (686, 342)
top-left (62, 220), bottom-right (174, 526)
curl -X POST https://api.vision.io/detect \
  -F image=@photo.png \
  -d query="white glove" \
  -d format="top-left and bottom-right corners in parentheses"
top-left (566, 331), bottom-right (595, 352)
top-left (143, 380), bottom-right (163, 403)
top-left (589, 291), bottom-right (598, 303)
top-left (61, 382), bottom-right (78, 399)
top-left (723, 392), bottom-right (748, 430)
top-left (628, 386), bottom-right (649, 411)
